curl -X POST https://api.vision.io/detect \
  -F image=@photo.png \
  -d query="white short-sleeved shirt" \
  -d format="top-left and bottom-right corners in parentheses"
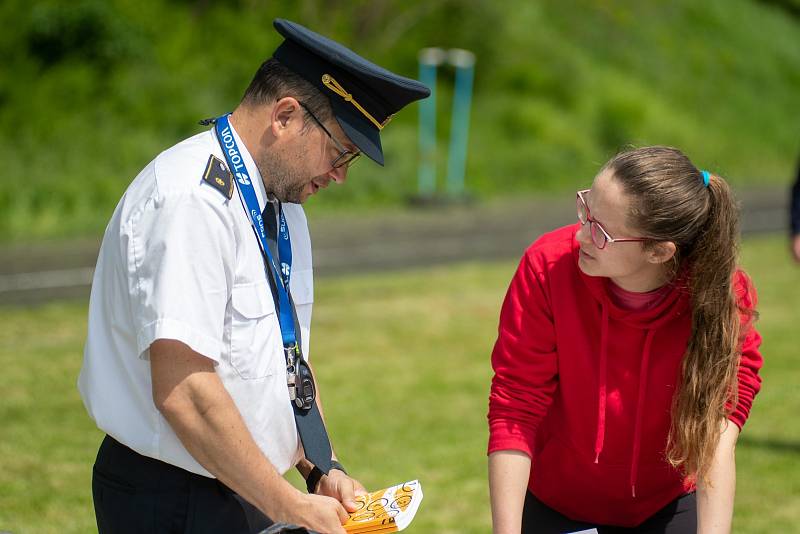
top-left (78, 125), bottom-right (312, 477)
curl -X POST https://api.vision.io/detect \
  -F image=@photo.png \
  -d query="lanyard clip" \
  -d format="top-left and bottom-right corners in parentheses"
top-left (287, 372), bottom-right (297, 401)
top-left (284, 343), bottom-right (299, 368)
top-left (285, 343), bottom-right (299, 401)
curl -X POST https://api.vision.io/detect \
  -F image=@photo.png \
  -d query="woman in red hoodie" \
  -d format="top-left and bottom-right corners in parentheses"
top-left (488, 146), bottom-right (762, 533)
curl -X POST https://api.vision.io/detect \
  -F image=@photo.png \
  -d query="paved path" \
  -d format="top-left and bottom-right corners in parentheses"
top-left (0, 187), bottom-right (789, 306)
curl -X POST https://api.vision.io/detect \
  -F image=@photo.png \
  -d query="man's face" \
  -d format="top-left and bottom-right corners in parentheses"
top-left (258, 111), bottom-right (356, 204)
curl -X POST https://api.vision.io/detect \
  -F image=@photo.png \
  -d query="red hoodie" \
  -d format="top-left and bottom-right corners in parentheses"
top-left (487, 224), bottom-right (762, 527)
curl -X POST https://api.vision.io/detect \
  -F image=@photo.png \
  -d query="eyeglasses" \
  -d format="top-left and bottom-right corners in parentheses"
top-left (298, 102), bottom-right (361, 169)
top-left (576, 189), bottom-right (649, 249)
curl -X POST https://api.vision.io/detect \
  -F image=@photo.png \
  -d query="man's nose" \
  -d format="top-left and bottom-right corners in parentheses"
top-left (328, 165), bottom-right (348, 184)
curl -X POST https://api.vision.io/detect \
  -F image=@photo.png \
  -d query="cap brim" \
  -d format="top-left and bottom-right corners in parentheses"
top-left (330, 100), bottom-right (384, 166)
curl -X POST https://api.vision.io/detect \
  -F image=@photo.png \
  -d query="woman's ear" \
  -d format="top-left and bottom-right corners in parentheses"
top-left (648, 241), bottom-right (677, 265)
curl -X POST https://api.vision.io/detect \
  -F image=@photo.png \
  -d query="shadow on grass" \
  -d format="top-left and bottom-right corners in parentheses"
top-left (738, 435), bottom-right (800, 455)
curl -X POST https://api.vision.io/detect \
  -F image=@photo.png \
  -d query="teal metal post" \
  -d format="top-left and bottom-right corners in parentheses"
top-left (418, 48), bottom-right (445, 198)
top-left (445, 49), bottom-right (475, 198)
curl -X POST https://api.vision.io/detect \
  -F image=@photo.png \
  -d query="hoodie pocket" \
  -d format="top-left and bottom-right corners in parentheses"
top-left (532, 433), bottom-right (622, 520)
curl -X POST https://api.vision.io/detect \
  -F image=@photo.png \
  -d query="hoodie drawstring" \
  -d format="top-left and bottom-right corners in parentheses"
top-left (592, 303), bottom-right (657, 498)
top-left (629, 328), bottom-right (656, 498)
top-left (594, 305), bottom-right (609, 464)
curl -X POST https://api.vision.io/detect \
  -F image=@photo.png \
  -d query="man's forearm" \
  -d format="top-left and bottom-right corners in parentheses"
top-left (697, 420), bottom-right (740, 534)
top-left (151, 339), bottom-right (301, 520)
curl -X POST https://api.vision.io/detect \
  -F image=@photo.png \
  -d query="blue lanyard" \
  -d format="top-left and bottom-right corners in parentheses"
top-left (214, 114), bottom-right (297, 351)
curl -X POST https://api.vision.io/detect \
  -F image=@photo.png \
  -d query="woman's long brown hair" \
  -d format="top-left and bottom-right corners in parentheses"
top-left (601, 146), bottom-right (753, 479)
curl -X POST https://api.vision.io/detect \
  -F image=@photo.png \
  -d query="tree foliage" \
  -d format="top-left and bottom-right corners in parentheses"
top-left (1, 0), bottom-right (799, 241)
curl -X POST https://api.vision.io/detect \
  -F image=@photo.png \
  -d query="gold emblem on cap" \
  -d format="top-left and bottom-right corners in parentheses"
top-left (321, 74), bottom-right (393, 130)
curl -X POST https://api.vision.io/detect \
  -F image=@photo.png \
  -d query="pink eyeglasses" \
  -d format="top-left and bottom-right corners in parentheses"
top-left (576, 190), bottom-right (649, 249)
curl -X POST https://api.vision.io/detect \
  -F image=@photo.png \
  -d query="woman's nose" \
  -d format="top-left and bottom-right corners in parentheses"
top-left (576, 221), bottom-right (592, 246)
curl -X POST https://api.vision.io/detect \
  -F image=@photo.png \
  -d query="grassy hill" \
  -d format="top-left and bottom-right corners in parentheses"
top-left (1, 0), bottom-right (799, 241)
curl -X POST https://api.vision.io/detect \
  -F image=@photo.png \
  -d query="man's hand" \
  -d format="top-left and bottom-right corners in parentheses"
top-left (275, 492), bottom-right (349, 534)
top-left (315, 469), bottom-right (368, 513)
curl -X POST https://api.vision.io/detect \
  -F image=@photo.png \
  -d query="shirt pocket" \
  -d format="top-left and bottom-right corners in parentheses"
top-left (230, 280), bottom-right (279, 380)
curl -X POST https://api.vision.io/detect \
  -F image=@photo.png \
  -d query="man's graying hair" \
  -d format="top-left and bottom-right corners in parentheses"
top-left (241, 58), bottom-right (332, 129)
top-left (602, 145), bottom-right (755, 480)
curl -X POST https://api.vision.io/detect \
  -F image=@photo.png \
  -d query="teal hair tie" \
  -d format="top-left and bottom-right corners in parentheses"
top-left (701, 170), bottom-right (711, 187)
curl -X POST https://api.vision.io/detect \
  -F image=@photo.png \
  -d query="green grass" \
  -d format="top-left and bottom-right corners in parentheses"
top-left (1, 234), bottom-right (799, 532)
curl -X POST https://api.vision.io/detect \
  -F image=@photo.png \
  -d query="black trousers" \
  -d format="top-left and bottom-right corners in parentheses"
top-left (522, 491), bottom-right (697, 533)
top-left (92, 435), bottom-right (272, 534)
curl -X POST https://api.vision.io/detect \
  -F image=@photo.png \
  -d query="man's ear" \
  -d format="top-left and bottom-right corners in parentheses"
top-left (648, 241), bottom-right (677, 265)
top-left (270, 97), bottom-right (302, 137)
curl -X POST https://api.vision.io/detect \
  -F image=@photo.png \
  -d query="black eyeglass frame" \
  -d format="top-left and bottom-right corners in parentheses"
top-left (298, 102), bottom-right (361, 169)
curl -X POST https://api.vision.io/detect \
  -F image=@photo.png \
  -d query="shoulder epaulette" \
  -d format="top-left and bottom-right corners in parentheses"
top-left (201, 154), bottom-right (234, 200)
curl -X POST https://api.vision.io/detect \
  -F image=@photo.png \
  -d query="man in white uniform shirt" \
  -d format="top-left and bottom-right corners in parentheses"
top-left (78, 19), bottom-right (429, 534)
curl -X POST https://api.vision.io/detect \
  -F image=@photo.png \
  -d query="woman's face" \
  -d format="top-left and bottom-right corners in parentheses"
top-left (576, 169), bottom-right (672, 292)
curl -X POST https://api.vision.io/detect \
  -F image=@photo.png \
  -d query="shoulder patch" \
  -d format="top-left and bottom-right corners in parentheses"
top-left (201, 155), bottom-right (234, 199)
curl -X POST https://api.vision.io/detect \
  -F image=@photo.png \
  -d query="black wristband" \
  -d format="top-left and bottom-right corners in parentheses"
top-left (330, 460), bottom-right (347, 475)
top-left (305, 467), bottom-right (323, 494)
top-left (305, 461), bottom-right (347, 494)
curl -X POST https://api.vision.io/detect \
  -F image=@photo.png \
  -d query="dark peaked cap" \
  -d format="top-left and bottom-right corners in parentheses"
top-left (272, 19), bottom-right (430, 166)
